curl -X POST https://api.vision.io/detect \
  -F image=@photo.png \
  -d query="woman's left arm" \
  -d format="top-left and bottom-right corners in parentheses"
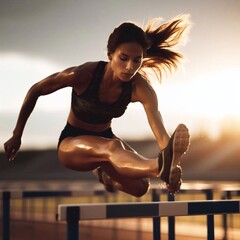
top-left (132, 77), bottom-right (170, 150)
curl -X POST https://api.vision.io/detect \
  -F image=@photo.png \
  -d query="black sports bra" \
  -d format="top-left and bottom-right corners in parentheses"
top-left (71, 61), bottom-right (132, 124)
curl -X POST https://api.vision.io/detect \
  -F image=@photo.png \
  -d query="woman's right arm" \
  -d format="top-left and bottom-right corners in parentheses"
top-left (4, 66), bottom-right (78, 160)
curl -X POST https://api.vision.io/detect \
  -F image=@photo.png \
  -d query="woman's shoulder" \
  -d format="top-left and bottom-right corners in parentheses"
top-left (131, 73), bottom-right (156, 102)
top-left (74, 61), bottom-right (100, 75)
top-left (132, 72), bottom-right (153, 91)
top-left (71, 61), bottom-right (102, 85)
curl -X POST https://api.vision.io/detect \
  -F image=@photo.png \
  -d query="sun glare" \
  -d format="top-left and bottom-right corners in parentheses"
top-left (154, 67), bottom-right (240, 138)
top-left (190, 68), bottom-right (240, 119)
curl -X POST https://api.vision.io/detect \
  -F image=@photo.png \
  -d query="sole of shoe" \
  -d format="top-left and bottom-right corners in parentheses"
top-left (168, 124), bottom-right (190, 194)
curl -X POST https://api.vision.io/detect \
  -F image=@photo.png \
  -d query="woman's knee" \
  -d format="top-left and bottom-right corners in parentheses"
top-left (133, 178), bottom-right (150, 198)
top-left (107, 138), bottom-right (124, 152)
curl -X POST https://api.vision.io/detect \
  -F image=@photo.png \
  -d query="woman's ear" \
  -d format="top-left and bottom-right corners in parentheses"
top-left (108, 53), bottom-right (112, 61)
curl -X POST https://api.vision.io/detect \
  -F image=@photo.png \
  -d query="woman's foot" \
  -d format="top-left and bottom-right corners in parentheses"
top-left (158, 124), bottom-right (190, 194)
top-left (93, 167), bottom-right (116, 193)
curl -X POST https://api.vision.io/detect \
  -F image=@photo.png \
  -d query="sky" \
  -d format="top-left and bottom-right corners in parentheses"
top-left (1, 0), bottom-right (240, 150)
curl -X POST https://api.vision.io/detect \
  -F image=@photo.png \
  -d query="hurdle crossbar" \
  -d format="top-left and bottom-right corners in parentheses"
top-left (59, 200), bottom-right (240, 220)
top-left (1, 189), bottom-right (106, 240)
top-left (58, 200), bottom-right (240, 240)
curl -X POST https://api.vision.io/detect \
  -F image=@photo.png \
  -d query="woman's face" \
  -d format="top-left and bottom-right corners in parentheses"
top-left (109, 42), bottom-right (143, 82)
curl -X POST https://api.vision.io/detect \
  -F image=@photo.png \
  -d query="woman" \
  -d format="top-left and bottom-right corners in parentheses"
top-left (4, 15), bottom-right (190, 197)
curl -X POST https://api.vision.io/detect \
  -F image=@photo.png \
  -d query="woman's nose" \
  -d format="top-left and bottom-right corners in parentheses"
top-left (126, 61), bottom-right (134, 71)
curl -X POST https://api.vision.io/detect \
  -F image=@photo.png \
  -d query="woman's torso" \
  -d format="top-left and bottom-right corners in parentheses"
top-left (67, 61), bottom-right (133, 131)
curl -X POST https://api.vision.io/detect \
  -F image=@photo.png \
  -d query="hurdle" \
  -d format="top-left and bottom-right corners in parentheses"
top-left (1, 187), bottom-right (107, 240)
top-left (58, 200), bottom-right (240, 240)
top-left (151, 181), bottom-right (215, 240)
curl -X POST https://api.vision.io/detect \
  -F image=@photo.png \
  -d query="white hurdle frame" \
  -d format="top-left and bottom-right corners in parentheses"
top-left (58, 200), bottom-right (240, 240)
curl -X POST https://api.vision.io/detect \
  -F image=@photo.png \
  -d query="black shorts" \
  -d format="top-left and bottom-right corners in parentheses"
top-left (58, 122), bottom-right (114, 147)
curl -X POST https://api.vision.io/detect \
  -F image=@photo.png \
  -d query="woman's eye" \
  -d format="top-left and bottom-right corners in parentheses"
top-left (120, 57), bottom-right (127, 61)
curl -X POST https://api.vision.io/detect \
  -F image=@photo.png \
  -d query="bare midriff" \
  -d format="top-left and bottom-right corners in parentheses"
top-left (67, 109), bottom-right (112, 132)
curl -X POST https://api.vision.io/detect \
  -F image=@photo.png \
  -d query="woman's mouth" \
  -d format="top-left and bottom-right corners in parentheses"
top-left (121, 72), bottom-right (133, 78)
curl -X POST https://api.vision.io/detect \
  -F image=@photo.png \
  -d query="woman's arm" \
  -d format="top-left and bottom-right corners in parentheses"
top-left (4, 66), bottom-right (78, 160)
top-left (132, 76), bottom-right (170, 150)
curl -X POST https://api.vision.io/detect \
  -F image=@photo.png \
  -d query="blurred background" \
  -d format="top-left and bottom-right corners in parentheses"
top-left (0, 1), bottom-right (239, 239)
top-left (0, 0), bottom-right (239, 181)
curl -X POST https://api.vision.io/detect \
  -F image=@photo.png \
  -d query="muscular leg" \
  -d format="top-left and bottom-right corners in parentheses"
top-left (58, 135), bottom-right (158, 179)
top-left (96, 137), bottom-right (151, 197)
top-left (93, 163), bottom-right (150, 197)
top-left (58, 124), bottom-right (190, 196)
top-left (58, 136), bottom-right (153, 197)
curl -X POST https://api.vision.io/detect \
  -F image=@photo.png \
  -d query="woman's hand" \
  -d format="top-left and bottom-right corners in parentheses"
top-left (4, 135), bottom-right (21, 161)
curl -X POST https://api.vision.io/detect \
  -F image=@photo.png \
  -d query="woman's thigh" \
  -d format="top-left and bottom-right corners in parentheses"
top-left (58, 135), bottom-right (120, 171)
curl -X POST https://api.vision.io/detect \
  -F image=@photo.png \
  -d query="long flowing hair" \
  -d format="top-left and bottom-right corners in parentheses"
top-left (142, 15), bottom-right (191, 81)
top-left (107, 14), bottom-right (191, 82)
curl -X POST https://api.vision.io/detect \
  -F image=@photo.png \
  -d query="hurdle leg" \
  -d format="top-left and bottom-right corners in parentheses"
top-left (66, 207), bottom-right (80, 240)
top-left (3, 191), bottom-right (10, 240)
top-left (206, 190), bottom-right (214, 240)
top-left (152, 189), bottom-right (161, 240)
top-left (168, 193), bottom-right (175, 240)
top-left (222, 191), bottom-right (231, 240)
